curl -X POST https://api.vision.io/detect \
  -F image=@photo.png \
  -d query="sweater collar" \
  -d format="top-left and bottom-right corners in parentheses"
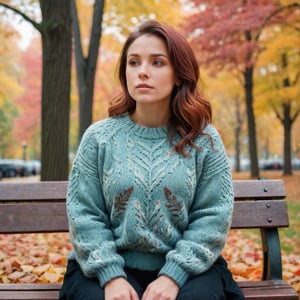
top-left (122, 114), bottom-right (168, 139)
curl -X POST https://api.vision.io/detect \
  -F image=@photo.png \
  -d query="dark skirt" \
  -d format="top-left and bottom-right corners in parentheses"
top-left (59, 256), bottom-right (244, 300)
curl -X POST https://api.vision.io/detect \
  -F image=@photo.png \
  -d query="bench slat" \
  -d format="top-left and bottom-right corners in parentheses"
top-left (239, 280), bottom-right (299, 300)
top-left (0, 200), bottom-right (289, 233)
top-left (233, 179), bottom-right (286, 199)
top-left (0, 284), bottom-right (61, 290)
top-left (0, 281), bottom-right (298, 300)
top-left (0, 203), bottom-right (68, 233)
top-left (0, 180), bottom-right (286, 202)
top-left (0, 291), bottom-right (59, 300)
top-left (0, 181), bottom-right (68, 201)
top-left (231, 200), bottom-right (289, 228)
top-left (0, 284), bottom-right (61, 300)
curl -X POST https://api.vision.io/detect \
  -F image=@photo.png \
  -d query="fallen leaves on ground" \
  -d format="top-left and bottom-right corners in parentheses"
top-left (0, 233), bottom-right (71, 284)
top-left (0, 231), bottom-right (299, 297)
top-left (223, 230), bottom-right (300, 296)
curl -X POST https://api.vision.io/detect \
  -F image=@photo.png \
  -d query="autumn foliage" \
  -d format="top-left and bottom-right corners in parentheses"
top-left (13, 39), bottom-right (42, 145)
top-left (185, 0), bottom-right (298, 69)
top-left (0, 229), bottom-right (299, 295)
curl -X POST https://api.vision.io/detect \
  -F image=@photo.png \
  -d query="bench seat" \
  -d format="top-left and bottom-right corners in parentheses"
top-left (0, 180), bottom-right (298, 299)
top-left (0, 280), bottom-right (297, 300)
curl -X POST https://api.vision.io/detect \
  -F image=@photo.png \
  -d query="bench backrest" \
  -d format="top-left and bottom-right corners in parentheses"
top-left (0, 179), bottom-right (289, 234)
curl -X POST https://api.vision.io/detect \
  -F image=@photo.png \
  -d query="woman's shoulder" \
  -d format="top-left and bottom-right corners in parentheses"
top-left (202, 124), bottom-right (219, 136)
top-left (195, 124), bottom-right (223, 147)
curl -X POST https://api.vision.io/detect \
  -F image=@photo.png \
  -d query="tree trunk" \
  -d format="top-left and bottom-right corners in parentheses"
top-left (281, 53), bottom-right (293, 175)
top-left (234, 98), bottom-right (242, 172)
top-left (72, 0), bottom-right (105, 143)
top-left (243, 29), bottom-right (259, 178)
top-left (282, 103), bottom-right (292, 175)
top-left (40, 0), bottom-right (71, 180)
top-left (244, 66), bottom-right (259, 178)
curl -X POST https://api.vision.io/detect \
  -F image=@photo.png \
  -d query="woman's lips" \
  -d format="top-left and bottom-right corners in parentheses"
top-left (136, 83), bottom-right (153, 89)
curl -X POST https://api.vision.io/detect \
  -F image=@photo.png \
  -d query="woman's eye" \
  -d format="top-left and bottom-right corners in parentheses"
top-left (153, 60), bottom-right (164, 67)
top-left (128, 60), bottom-right (139, 66)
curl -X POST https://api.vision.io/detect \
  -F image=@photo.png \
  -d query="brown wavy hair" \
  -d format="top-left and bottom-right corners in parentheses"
top-left (108, 19), bottom-right (212, 156)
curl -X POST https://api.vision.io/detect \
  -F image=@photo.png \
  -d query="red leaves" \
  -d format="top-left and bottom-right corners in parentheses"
top-left (13, 38), bottom-right (42, 144)
top-left (184, 1), bottom-right (293, 69)
top-left (222, 230), bottom-right (300, 296)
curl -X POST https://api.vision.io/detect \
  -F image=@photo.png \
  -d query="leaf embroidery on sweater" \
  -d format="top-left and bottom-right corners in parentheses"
top-left (134, 200), bottom-right (172, 248)
top-left (112, 186), bottom-right (134, 221)
top-left (164, 187), bottom-right (183, 219)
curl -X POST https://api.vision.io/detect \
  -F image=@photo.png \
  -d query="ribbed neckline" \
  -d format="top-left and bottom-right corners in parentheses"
top-left (121, 114), bottom-right (168, 139)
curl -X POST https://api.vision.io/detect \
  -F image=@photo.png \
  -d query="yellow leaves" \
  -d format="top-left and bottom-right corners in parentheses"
top-left (103, 0), bottom-right (182, 36)
top-left (21, 264), bottom-right (34, 273)
top-left (279, 0), bottom-right (300, 6)
top-left (0, 262), bottom-right (65, 284)
top-left (0, 20), bottom-right (23, 101)
top-left (40, 266), bottom-right (64, 284)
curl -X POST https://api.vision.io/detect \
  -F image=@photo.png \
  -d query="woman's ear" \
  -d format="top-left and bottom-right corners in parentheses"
top-left (175, 79), bottom-right (181, 87)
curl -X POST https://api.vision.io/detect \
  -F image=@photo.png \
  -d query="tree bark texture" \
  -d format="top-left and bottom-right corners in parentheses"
top-left (244, 29), bottom-right (259, 178)
top-left (234, 98), bottom-right (243, 172)
top-left (244, 66), bottom-right (259, 178)
top-left (40, 0), bottom-right (71, 180)
top-left (72, 0), bottom-right (105, 143)
top-left (281, 53), bottom-right (293, 175)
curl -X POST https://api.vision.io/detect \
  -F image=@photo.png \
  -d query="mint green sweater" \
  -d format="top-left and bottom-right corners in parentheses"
top-left (67, 114), bottom-right (234, 288)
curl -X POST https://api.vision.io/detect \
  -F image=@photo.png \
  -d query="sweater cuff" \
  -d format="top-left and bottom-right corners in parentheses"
top-left (159, 262), bottom-right (189, 288)
top-left (97, 264), bottom-right (127, 287)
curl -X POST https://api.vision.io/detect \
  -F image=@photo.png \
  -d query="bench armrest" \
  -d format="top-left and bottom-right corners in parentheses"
top-left (260, 228), bottom-right (283, 280)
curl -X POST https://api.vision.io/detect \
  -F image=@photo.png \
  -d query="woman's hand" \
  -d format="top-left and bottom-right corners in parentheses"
top-left (141, 275), bottom-right (179, 300)
top-left (105, 277), bottom-right (140, 300)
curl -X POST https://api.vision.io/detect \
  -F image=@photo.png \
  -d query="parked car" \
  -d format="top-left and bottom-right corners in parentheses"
top-left (292, 158), bottom-right (300, 170)
top-left (4, 159), bottom-right (29, 177)
top-left (260, 159), bottom-right (283, 170)
top-left (25, 160), bottom-right (41, 175)
top-left (0, 159), bottom-right (18, 178)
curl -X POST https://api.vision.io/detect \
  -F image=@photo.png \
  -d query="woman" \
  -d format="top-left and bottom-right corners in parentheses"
top-left (60, 19), bottom-right (244, 300)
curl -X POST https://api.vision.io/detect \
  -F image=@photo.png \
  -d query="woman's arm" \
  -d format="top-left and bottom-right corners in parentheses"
top-left (159, 126), bottom-right (234, 287)
top-left (67, 123), bottom-right (126, 287)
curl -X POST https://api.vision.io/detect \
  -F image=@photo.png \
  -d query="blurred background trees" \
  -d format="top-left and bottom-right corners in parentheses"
top-left (185, 0), bottom-right (300, 176)
top-left (0, 0), bottom-right (299, 180)
top-left (0, 0), bottom-right (71, 180)
top-left (0, 18), bottom-right (21, 158)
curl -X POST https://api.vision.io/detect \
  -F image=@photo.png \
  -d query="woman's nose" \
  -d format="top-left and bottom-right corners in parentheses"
top-left (138, 63), bottom-right (149, 79)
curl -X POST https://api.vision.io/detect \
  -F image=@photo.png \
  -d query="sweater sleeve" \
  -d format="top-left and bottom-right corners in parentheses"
top-left (159, 126), bottom-right (234, 287)
top-left (66, 124), bottom-right (126, 287)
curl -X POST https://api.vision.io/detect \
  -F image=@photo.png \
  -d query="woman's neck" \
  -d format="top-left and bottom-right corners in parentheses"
top-left (131, 106), bottom-right (169, 128)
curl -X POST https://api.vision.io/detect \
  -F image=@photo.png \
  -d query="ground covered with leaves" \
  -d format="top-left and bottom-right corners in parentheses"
top-left (0, 171), bottom-right (299, 296)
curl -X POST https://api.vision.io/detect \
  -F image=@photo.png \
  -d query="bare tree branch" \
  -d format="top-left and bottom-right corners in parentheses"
top-left (0, 3), bottom-right (42, 32)
top-left (255, 3), bottom-right (300, 41)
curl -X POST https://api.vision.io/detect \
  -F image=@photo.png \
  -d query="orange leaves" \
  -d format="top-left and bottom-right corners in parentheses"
top-left (222, 230), bottom-right (263, 281)
top-left (0, 230), bottom-right (299, 297)
top-left (0, 233), bottom-right (71, 284)
top-left (223, 230), bottom-right (300, 296)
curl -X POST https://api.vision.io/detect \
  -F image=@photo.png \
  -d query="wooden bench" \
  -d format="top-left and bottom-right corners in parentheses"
top-left (0, 180), bottom-right (298, 300)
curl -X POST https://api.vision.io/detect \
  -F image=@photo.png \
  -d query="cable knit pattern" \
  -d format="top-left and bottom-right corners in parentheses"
top-left (66, 114), bottom-right (234, 288)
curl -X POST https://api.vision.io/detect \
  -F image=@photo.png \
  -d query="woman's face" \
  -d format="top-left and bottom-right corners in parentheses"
top-left (125, 34), bottom-right (177, 110)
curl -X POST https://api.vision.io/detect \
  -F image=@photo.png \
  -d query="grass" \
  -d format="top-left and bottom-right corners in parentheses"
top-left (280, 200), bottom-right (300, 253)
